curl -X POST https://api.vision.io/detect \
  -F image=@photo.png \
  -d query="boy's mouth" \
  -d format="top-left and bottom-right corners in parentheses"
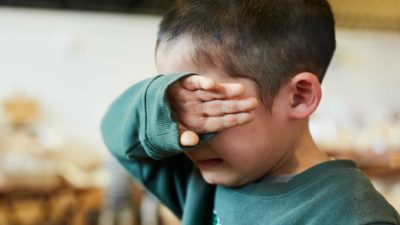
top-left (195, 158), bottom-right (223, 170)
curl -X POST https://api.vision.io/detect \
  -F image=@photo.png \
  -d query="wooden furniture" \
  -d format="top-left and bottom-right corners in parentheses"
top-left (0, 182), bottom-right (102, 225)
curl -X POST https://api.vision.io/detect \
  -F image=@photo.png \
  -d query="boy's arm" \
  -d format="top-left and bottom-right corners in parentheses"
top-left (101, 73), bottom-right (199, 217)
top-left (101, 73), bottom-right (258, 217)
top-left (101, 73), bottom-right (199, 160)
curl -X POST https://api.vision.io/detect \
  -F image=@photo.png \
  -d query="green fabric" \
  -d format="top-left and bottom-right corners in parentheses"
top-left (101, 73), bottom-right (216, 225)
top-left (101, 74), bottom-right (400, 225)
top-left (214, 160), bottom-right (400, 225)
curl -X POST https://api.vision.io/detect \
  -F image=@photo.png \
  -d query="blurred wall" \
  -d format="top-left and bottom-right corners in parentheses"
top-left (318, 29), bottom-right (400, 126)
top-left (0, 7), bottom-right (160, 156)
top-left (0, 7), bottom-right (399, 155)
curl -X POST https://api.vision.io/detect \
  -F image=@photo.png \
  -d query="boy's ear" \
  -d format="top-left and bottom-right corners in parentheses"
top-left (287, 72), bottom-right (322, 119)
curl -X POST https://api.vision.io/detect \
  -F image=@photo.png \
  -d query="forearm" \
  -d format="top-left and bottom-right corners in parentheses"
top-left (101, 73), bottom-right (190, 160)
top-left (100, 73), bottom-right (200, 217)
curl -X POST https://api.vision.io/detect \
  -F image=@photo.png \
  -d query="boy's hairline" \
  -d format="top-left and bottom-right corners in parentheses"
top-left (155, 35), bottom-right (281, 110)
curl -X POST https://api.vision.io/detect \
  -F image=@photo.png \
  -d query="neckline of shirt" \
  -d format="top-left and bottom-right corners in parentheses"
top-left (218, 159), bottom-right (357, 197)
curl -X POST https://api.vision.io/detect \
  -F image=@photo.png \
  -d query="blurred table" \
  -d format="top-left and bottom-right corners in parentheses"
top-left (0, 181), bottom-right (103, 225)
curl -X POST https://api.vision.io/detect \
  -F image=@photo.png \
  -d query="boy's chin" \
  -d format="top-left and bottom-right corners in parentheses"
top-left (200, 171), bottom-right (247, 187)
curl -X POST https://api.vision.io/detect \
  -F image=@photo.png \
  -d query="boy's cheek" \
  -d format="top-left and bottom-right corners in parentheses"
top-left (208, 128), bottom-right (250, 150)
top-left (183, 143), bottom-right (220, 161)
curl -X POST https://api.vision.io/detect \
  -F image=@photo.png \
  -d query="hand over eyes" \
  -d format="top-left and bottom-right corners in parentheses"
top-left (167, 75), bottom-right (258, 146)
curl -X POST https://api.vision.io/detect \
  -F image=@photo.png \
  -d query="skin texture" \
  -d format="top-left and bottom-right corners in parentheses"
top-left (156, 36), bottom-right (330, 187)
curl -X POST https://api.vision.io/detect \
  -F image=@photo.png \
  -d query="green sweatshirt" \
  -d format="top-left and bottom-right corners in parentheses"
top-left (101, 73), bottom-right (400, 225)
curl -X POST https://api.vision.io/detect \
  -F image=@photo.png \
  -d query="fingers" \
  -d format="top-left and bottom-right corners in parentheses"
top-left (201, 112), bottom-right (255, 133)
top-left (180, 75), bottom-right (217, 91)
top-left (190, 84), bottom-right (243, 101)
top-left (178, 111), bottom-right (255, 146)
top-left (180, 75), bottom-right (245, 100)
top-left (201, 97), bottom-right (258, 116)
top-left (171, 75), bottom-right (258, 144)
top-left (216, 83), bottom-right (245, 99)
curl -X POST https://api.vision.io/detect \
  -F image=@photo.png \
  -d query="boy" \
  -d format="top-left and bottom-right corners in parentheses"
top-left (101, 0), bottom-right (400, 224)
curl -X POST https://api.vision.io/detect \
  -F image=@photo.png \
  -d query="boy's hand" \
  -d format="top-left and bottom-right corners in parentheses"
top-left (167, 75), bottom-right (258, 146)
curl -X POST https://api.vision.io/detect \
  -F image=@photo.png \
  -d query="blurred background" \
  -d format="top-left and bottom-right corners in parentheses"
top-left (0, 0), bottom-right (399, 225)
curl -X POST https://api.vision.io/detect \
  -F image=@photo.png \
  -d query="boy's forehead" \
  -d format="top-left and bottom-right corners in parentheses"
top-left (156, 36), bottom-right (220, 81)
top-left (157, 37), bottom-right (227, 79)
top-left (155, 36), bottom-right (194, 71)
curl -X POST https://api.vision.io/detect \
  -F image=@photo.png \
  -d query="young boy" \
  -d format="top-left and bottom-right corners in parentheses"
top-left (101, 0), bottom-right (400, 224)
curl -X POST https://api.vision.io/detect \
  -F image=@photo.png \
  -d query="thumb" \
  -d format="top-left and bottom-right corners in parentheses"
top-left (180, 130), bottom-right (200, 147)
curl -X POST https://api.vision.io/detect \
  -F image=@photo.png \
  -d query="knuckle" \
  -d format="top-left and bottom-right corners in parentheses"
top-left (205, 101), bottom-right (223, 116)
top-left (222, 115), bottom-right (237, 127)
top-left (195, 90), bottom-right (213, 101)
top-left (204, 119), bottom-right (219, 132)
top-left (211, 92), bottom-right (223, 99)
top-left (190, 76), bottom-right (200, 87)
top-left (180, 110), bottom-right (203, 124)
top-left (222, 101), bottom-right (237, 113)
top-left (188, 118), bottom-right (205, 132)
top-left (236, 113), bottom-right (248, 124)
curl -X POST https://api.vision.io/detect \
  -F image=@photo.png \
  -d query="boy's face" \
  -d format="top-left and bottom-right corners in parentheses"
top-left (156, 38), bottom-right (297, 187)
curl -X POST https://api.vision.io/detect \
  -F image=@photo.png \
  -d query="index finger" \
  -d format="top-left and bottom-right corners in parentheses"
top-left (181, 75), bottom-right (245, 99)
top-left (180, 75), bottom-right (216, 91)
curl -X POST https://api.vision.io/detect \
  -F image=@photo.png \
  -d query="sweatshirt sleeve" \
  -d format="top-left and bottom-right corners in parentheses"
top-left (100, 72), bottom-right (215, 217)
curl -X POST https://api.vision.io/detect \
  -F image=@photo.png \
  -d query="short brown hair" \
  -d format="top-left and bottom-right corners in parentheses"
top-left (158, 0), bottom-right (336, 106)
